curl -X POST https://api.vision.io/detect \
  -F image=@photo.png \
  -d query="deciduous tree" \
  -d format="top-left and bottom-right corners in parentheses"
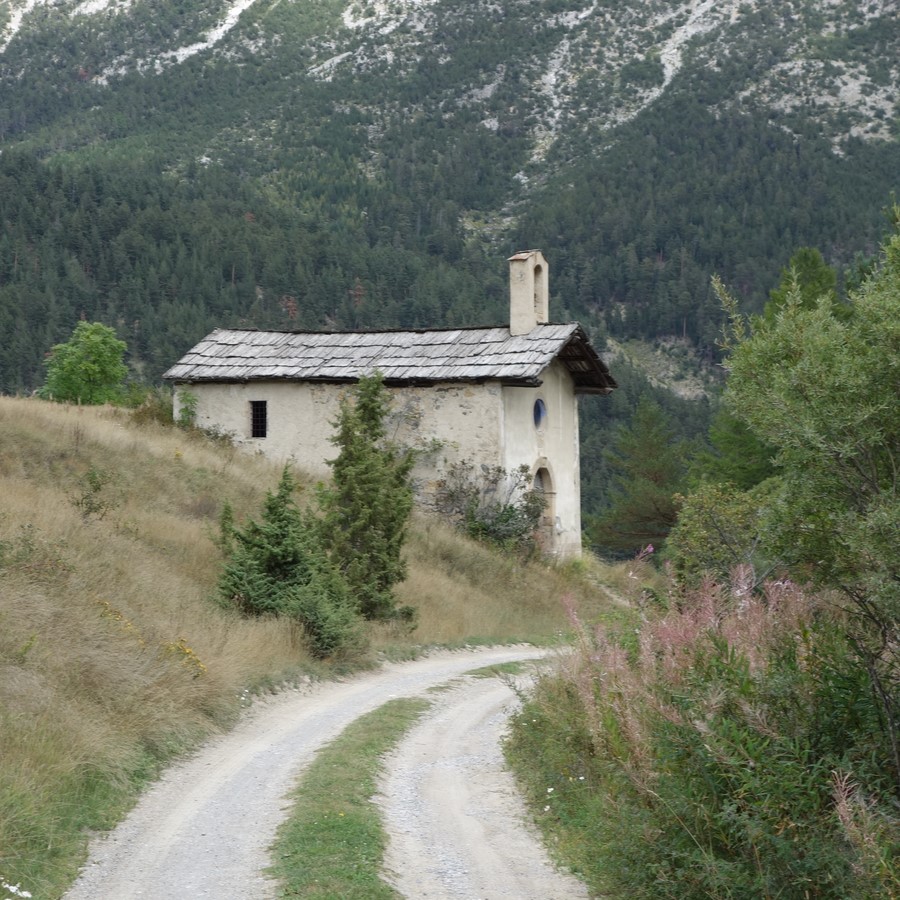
top-left (588, 396), bottom-right (688, 557)
top-left (40, 321), bottom-right (127, 405)
top-left (719, 230), bottom-right (900, 790)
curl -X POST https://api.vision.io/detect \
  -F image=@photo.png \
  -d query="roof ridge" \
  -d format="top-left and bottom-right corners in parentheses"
top-left (207, 322), bottom-right (579, 337)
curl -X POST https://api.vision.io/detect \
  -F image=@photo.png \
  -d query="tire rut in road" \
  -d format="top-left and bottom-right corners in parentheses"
top-left (378, 672), bottom-right (589, 899)
top-left (63, 646), bottom-right (549, 899)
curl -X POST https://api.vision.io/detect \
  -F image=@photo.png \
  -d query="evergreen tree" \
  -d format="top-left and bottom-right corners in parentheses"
top-left (219, 466), bottom-right (361, 658)
top-left (691, 405), bottom-right (777, 489)
top-left (318, 374), bottom-right (415, 621)
top-left (763, 246), bottom-right (844, 322)
top-left (587, 396), bottom-right (688, 557)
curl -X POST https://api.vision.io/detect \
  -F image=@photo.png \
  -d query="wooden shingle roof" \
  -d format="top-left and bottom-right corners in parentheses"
top-left (163, 324), bottom-right (616, 395)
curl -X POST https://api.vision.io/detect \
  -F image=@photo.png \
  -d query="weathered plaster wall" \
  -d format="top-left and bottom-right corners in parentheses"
top-left (502, 361), bottom-right (581, 558)
top-left (174, 372), bottom-right (581, 557)
top-left (383, 382), bottom-right (504, 498)
top-left (174, 380), bottom-right (504, 486)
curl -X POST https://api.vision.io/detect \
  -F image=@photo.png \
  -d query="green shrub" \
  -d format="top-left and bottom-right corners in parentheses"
top-left (176, 390), bottom-right (198, 429)
top-left (435, 460), bottom-right (545, 554)
top-left (218, 466), bottom-right (362, 658)
top-left (129, 386), bottom-right (175, 426)
top-left (70, 467), bottom-right (120, 521)
top-left (666, 480), bottom-right (776, 590)
top-left (506, 584), bottom-right (900, 898)
top-left (281, 577), bottom-right (365, 659)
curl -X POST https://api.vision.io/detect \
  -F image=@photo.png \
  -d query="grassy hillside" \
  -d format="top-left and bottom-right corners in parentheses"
top-left (0, 396), bottom-right (620, 897)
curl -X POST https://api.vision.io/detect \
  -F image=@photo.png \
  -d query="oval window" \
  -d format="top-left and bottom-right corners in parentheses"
top-left (533, 398), bottom-right (547, 429)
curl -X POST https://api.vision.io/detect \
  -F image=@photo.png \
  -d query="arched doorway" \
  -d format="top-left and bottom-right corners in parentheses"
top-left (532, 463), bottom-right (557, 552)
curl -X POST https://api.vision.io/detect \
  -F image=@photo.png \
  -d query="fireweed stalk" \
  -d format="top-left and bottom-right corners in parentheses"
top-left (507, 575), bottom-right (898, 897)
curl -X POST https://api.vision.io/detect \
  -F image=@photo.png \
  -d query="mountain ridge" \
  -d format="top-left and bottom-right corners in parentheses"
top-left (0, 0), bottom-right (896, 411)
top-left (3, 0), bottom-right (896, 160)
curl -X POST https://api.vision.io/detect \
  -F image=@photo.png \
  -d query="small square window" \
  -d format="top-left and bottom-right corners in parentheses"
top-left (250, 400), bottom-right (267, 438)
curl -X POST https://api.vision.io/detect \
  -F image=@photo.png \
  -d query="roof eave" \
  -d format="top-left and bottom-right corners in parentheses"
top-left (166, 373), bottom-right (544, 388)
top-left (574, 385), bottom-right (616, 396)
top-left (555, 327), bottom-right (618, 394)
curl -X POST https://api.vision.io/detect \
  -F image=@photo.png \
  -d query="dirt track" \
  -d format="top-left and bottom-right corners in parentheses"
top-left (379, 673), bottom-right (589, 899)
top-left (64, 646), bottom-right (587, 899)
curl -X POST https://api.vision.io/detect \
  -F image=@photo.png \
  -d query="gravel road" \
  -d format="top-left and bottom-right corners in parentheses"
top-left (64, 646), bottom-right (588, 899)
top-left (379, 673), bottom-right (589, 899)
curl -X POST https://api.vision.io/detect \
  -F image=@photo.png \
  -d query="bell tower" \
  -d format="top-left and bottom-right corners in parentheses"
top-left (508, 250), bottom-right (549, 335)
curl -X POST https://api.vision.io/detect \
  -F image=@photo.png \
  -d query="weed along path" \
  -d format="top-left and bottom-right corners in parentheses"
top-left (63, 646), bottom-right (584, 899)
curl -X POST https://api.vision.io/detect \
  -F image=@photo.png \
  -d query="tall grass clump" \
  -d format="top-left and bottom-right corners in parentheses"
top-left (388, 515), bottom-right (627, 650)
top-left (506, 572), bottom-right (900, 898)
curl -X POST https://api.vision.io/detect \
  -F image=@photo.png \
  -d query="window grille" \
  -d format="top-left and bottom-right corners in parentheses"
top-left (250, 400), bottom-right (267, 438)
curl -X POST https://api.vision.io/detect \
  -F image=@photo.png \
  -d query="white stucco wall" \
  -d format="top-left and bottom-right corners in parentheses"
top-left (176, 380), bottom-right (349, 479)
top-left (173, 371), bottom-right (581, 558)
top-left (174, 380), bottom-right (504, 486)
top-left (501, 361), bottom-right (581, 558)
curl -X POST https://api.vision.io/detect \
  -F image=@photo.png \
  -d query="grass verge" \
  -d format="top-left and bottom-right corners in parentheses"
top-left (269, 697), bottom-right (432, 898)
top-left (466, 660), bottom-right (531, 678)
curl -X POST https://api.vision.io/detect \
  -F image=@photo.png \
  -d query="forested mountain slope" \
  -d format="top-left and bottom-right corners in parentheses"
top-left (1, 0), bottom-right (897, 493)
top-left (1, 0), bottom-right (896, 382)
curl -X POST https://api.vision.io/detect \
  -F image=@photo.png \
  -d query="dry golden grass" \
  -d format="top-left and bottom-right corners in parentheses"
top-left (0, 398), bottom-right (307, 895)
top-left (0, 396), bottom-right (626, 896)
top-left (391, 517), bottom-right (619, 647)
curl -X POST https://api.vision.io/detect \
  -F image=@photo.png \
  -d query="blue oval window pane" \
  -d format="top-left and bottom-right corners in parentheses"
top-left (533, 398), bottom-right (547, 428)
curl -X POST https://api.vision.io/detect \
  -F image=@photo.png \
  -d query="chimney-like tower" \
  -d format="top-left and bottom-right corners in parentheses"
top-left (508, 250), bottom-right (549, 335)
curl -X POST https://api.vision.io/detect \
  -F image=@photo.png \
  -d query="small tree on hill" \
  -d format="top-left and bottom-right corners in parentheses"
top-left (318, 374), bottom-right (415, 621)
top-left (219, 466), bottom-right (361, 658)
top-left (40, 321), bottom-right (127, 405)
top-left (588, 396), bottom-right (688, 557)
